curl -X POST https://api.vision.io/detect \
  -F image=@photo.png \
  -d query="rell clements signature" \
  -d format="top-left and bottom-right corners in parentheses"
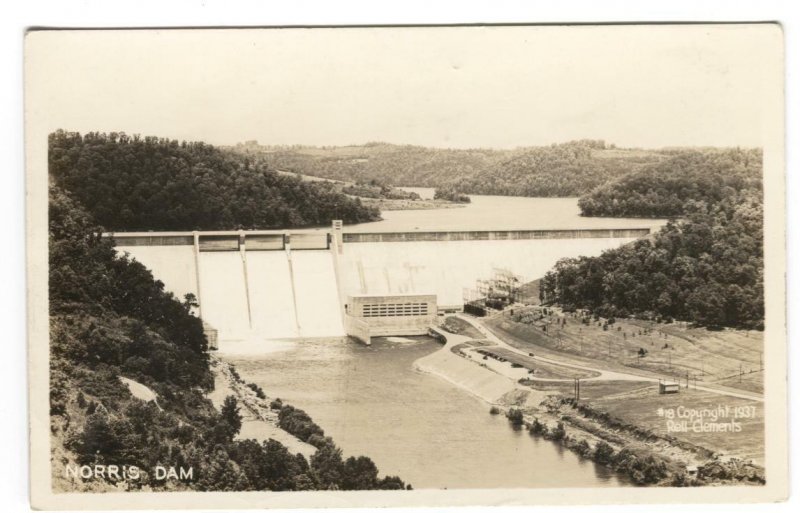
top-left (65, 464), bottom-right (193, 481)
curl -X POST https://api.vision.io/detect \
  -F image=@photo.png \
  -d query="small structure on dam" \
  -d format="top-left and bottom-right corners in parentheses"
top-left (344, 293), bottom-right (438, 345)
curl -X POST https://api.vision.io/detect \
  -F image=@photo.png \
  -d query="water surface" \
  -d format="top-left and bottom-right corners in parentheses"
top-left (347, 191), bottom-right (667, 233)
top-left (222, 337), bottom-right (629, 489)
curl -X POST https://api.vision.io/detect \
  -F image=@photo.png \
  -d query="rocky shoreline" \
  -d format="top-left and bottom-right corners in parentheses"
top-left (209, 356), bottom-right (316, 457)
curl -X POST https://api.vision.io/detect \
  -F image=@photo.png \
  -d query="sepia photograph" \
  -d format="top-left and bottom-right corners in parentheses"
top-left (24, 23), bottom-right (787, 508)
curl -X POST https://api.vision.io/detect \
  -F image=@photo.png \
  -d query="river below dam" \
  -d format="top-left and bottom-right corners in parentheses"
top-left (219, 336), bottom-right (630, 489)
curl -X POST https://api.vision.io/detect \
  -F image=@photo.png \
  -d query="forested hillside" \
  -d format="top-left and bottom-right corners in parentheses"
top-left (49, 186), bottom-right (406, 491)
top-left (49, 131), bottom-right (379, 232)
top-left (233, 140), bottom-right (665, 197)
top-left (577, 149), bottom-right (762, 217)
top-left (540, 150), bottom-right (764, 329)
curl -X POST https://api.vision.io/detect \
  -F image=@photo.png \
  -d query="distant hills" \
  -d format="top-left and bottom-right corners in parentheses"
top-left (229, 140), bottom-right (670, 197)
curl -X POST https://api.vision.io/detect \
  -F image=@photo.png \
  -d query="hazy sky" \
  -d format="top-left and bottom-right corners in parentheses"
top-left (27, 25), bottom-right (780, 149)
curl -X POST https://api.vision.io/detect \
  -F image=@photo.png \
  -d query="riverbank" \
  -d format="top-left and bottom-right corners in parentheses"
top-left (413, 331), bottom-right (536, 405)
top-left (359, 197), bottom-right (466, 211)
top-left (415, 320), bottom-right (766, 487)
top-left (208, 356), bottom-right (317, 457)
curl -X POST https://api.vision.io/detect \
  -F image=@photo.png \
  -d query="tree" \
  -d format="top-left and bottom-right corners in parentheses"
top-left (310, 443), bottom-right (345, 490)
top-left (341, 456), bottom-right (379, 490)
top-left (196, 448), bottom-right (250, 491)
top-left (378, 476), bottom-right (407, 490)
top-left (220, 396), bottom-right (242, 437)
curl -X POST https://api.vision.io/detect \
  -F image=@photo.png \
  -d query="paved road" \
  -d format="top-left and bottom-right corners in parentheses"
top-left (454, 314), bottom-right (764, 403)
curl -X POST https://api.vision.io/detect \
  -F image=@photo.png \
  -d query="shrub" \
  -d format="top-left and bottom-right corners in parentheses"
top-left (613, 448), bottom-right (669, 484)
top-left (551, 421), bottom-right (566, 441)
top-left (506, 408), bottom-right (524, 427)
top-left (529, 418), bottom-right (548, 436)
top-left (489, 406), bottom-right (501, 415)
top-left (574, 439), bottom-right (592, 457)
top-left (246, 382), bottom-right (266, 399)
top-left (594, 441), bottom-right (615, 465)
top-left (278, 405), bottom-right (325, 443)
top-left (671, 471), bottom-right (689, 487)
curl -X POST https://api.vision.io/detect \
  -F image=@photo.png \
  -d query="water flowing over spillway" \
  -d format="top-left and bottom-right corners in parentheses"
top-left (290, 250), bottom-right (344, 337)
top-left (198, 252), bottom-right (252, 340)
top-left (246, 251), bottom-right (300, 339)
top-left (197, 249), bottom-right (345, 340)
top-left (116, 245), bottom-right (346, 342)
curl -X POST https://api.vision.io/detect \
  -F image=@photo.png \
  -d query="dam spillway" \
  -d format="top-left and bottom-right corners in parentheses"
top-left (198, 251), bottom-right (252, 340)
top-left (246, 251), bottom-right (300, 339)
top-left (111, 226), bottom-right (651, 345)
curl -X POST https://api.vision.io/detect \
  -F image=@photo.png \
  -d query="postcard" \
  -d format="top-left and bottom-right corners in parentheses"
top-left (25, 24), bottom-right (787, 508)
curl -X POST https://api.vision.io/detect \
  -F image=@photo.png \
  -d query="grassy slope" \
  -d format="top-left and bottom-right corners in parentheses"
top-left (486, 311), bottom-right (763, 393)
top-left (591, 386), bottom-right (764, 465)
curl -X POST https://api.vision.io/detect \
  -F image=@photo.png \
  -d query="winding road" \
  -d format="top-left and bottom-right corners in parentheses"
top-left (449, 314), bottom-right (764, 403)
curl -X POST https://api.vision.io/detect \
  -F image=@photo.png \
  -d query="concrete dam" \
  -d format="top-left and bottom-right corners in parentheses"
top-left (111, 225), bottom-right (650, 346)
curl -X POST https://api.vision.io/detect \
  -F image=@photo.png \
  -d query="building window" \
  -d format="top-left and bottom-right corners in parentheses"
top-left (361, 302), bottom-right (429, 317)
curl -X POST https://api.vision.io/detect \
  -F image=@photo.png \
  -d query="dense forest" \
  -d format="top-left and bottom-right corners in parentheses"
top-left (578, 149), bottom-right (762, 217)
top-left (540, 150), bottom-right (764, 329)
top-left (232, 140), bottom-right (666, 197)
top-left (49, 185), bottom-right (406, 491)
top-left (49, 131), bottom-right (380, 232)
